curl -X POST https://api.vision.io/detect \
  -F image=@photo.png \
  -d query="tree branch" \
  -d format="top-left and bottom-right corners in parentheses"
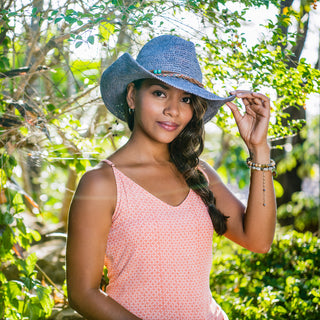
top-left (13, 21), bottom-right (96, 100)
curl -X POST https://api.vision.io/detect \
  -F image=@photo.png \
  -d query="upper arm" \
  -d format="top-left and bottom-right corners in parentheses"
top-left (198, 160), bottom-right (248, 247)
top-left (66, 165), bottom-right (116, 299)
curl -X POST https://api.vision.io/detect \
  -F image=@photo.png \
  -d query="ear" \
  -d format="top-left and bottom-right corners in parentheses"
top-left (126, 83), bottom-right (136, 110)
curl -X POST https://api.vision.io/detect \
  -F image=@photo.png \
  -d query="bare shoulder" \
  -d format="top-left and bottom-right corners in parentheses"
top-left (198, 159), bottom-right (223, 185)
top-left (70, 161), bottom-right (117, 220)
top-left (76, 162), bottom-right (115, 195)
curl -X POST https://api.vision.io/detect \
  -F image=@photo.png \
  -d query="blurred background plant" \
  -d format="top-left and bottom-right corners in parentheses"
top-left (211, 230), bottom-right (320, 319)
top-left (0, 0), bottom-right (319, 318)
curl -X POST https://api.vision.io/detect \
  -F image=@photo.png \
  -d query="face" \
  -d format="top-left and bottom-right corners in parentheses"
top-left (127, 79), bottom-right (194, 144)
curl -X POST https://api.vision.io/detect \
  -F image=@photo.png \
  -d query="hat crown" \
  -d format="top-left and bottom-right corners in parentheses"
top-left (136, 35), bottom-right (202, 83)
top-left (100, 35), bottom-right (235, 123)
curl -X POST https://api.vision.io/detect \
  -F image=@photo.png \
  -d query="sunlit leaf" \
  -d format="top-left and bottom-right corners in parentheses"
top-left (87, 35), bottom-right (94, 45)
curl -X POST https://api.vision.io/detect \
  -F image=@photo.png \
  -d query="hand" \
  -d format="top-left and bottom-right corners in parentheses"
top-left (226, 90), bottom-right (271, 153)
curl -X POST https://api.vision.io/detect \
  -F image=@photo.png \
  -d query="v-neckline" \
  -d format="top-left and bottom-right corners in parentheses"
top-left (104, 160), bottom-right (192, 208)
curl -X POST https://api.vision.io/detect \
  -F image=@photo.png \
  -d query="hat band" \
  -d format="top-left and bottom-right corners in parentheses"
top-left (150, 69), bottom-right (204, 88)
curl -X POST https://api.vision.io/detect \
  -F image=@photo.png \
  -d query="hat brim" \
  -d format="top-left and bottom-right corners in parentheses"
top-left (100, 53), bottom-right (235, 123)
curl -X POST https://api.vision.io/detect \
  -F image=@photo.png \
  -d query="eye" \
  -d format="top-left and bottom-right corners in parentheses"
top-left (182, 96), bottom-right (192, 104)
top-left (153, 90), bottom-right (166, 98)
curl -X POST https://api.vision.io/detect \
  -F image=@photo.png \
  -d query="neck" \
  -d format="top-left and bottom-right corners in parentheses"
top-left (122, 131), bottom-right (171, 164)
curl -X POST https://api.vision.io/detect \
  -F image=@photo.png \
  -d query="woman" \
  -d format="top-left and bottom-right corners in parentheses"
top-left (66, 35), bottom-right (276, 320)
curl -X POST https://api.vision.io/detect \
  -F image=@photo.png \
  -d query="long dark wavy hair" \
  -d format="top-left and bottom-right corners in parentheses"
top-left (125, 79), bottom-right (229, 235)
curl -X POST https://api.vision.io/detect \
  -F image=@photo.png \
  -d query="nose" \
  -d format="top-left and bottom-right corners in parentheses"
top-left (163, 98), bottom-right (180, 118)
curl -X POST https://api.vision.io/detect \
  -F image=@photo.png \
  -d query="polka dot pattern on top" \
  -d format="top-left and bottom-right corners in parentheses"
top-left (102, 160), bottom-right (228, 320)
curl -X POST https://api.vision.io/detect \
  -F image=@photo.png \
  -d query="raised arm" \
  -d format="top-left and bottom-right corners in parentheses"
top-left (66, 165), bottom-right (141, 320)
top-left (201, 90), bottom-right (276, 253)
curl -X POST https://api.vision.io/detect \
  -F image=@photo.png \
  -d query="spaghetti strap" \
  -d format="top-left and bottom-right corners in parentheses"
top-left (101, 159), bottom-right (115, 167)
top-left (197, 165), bottom-right (209, 183)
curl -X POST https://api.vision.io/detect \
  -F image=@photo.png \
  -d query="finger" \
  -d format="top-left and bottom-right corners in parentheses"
top-left (243, 97), bottom-right (267, 113)
top-left (249, 96), bottom-right (270, 111)
top-left (230, 90), bottom-right (270, 106)
top-left (229, 90), bottom-right (254, 96)
top-left (242, 98), bottom-right (259, 111)
top-left (251, 92), bottom-right (271, 106)
top-left (244, 104), bottom-right (257, 118)
top-left (242, 98), bottom-right (252, 107)
top-left (245, 101), bottom-right (269, 119)
top-left (225, 101), bottom-right (243, 123)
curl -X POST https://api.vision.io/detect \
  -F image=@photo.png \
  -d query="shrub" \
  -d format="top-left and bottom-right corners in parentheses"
top-left (211, 231), bottom-right (320, 319)
top-left (0, 154), bottom-right (54, 319)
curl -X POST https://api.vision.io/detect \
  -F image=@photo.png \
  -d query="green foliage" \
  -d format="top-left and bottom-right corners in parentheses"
top-left (276, 116), bottom-right (319, 232)
top-left (217, 144), bottom-right (249, 188)
top-left (0, 0), bottom-right (319, 317)
top-left (278, 191), bottom-right (319, 232)
top-left (211, 231), bottom-right (320, 319)
top-left (277, 117), bottom-right (319, 177)
top-left (1, 254), bottom-right (54, 320)
top-left (0, 154), bottom-right (54, 319)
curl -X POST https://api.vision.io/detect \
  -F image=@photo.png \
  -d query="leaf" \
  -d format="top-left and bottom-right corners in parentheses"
top-left (75, 161), bottom-right (85, 172)
top-left (19, 252), bottom-right (38, 277)
top-left (6, 280), bottom-right (23, 300)
top-left (273, 180), bottom-right (284, 198)
top-left (87, 35), bottom-right (94, 45)
top-left (75, 41), bottom-right (83, 48)
top-left (2, 226), bottom-right (14, 251)
top-left (99, 21), bottom-right (115, 41)
top-left (30, 229), bottom-right (41, 242)
top-left (1, 212), bottom-right (13, 225)
top-left (65, 16), bottom-right (77, 24)
top-left (46, 103), bottom-right (55, 112)
top-left (35, 286), bottom-right (53, 313)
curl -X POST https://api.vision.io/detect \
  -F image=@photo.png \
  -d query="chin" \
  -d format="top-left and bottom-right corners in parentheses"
top-left (157, 132), bottom-right (182, 144)
top-left (154, 137), bottom-right (176, 145)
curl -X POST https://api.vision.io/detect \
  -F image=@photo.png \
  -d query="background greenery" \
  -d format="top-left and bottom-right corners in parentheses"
top-left (0, 0), bottom-right (319, 319)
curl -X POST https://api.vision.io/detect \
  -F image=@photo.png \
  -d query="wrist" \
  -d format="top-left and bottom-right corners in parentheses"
top-left (248, 144), bottom-right (270, 163)
top-left (246, 156), bottom-right (277, 177)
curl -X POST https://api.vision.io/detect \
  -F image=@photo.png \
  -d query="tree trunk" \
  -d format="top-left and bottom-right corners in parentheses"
top-left (271, 0), bottom-right (309, 217)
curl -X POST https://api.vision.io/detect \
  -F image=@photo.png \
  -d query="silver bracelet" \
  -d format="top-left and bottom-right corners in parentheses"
top-left (246, 158), bottom-right (277, 176)
top-left (246, 157), bottom-right (277, 207)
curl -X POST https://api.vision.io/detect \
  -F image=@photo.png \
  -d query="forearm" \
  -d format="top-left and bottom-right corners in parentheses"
top-left (68, 288), bottom-right (141, 320)
top-left (243, 144), bottom-right (277, 253)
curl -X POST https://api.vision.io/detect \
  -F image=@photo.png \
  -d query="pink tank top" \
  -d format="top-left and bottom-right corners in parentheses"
top-left (103, 160), bottom-right (228, 320)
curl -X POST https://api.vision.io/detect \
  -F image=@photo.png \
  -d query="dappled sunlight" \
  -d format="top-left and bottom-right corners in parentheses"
top-left (1, 0), bottom-right (319, 319)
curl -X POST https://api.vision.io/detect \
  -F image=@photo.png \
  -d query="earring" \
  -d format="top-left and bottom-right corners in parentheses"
top-left (128, 107), bottom-right (135, 115)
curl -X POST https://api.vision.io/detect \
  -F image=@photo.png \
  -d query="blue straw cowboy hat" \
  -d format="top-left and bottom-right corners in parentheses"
top-left (100, 35), bottom-right (235, 123)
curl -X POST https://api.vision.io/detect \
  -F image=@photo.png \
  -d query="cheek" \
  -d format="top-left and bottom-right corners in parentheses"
top-left (138, 98), bottom-right (158, 117)
top-left (134, 97), bottom-right (159, 125)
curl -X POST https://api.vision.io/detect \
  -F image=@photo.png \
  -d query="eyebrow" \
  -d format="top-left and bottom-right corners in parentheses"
top-left (156, 83), bottom-right (170, 90)
top-left (148, 80), bottom-right (169, 90)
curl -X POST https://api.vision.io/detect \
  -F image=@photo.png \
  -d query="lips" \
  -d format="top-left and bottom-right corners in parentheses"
top-left (157, 121), bottom-right (179, 131)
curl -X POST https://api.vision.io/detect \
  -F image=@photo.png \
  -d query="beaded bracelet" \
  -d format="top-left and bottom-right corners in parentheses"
top-left (246, 158), bottom-right (277, 176)
top-left (246, 157), bottom-right (277, 207)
